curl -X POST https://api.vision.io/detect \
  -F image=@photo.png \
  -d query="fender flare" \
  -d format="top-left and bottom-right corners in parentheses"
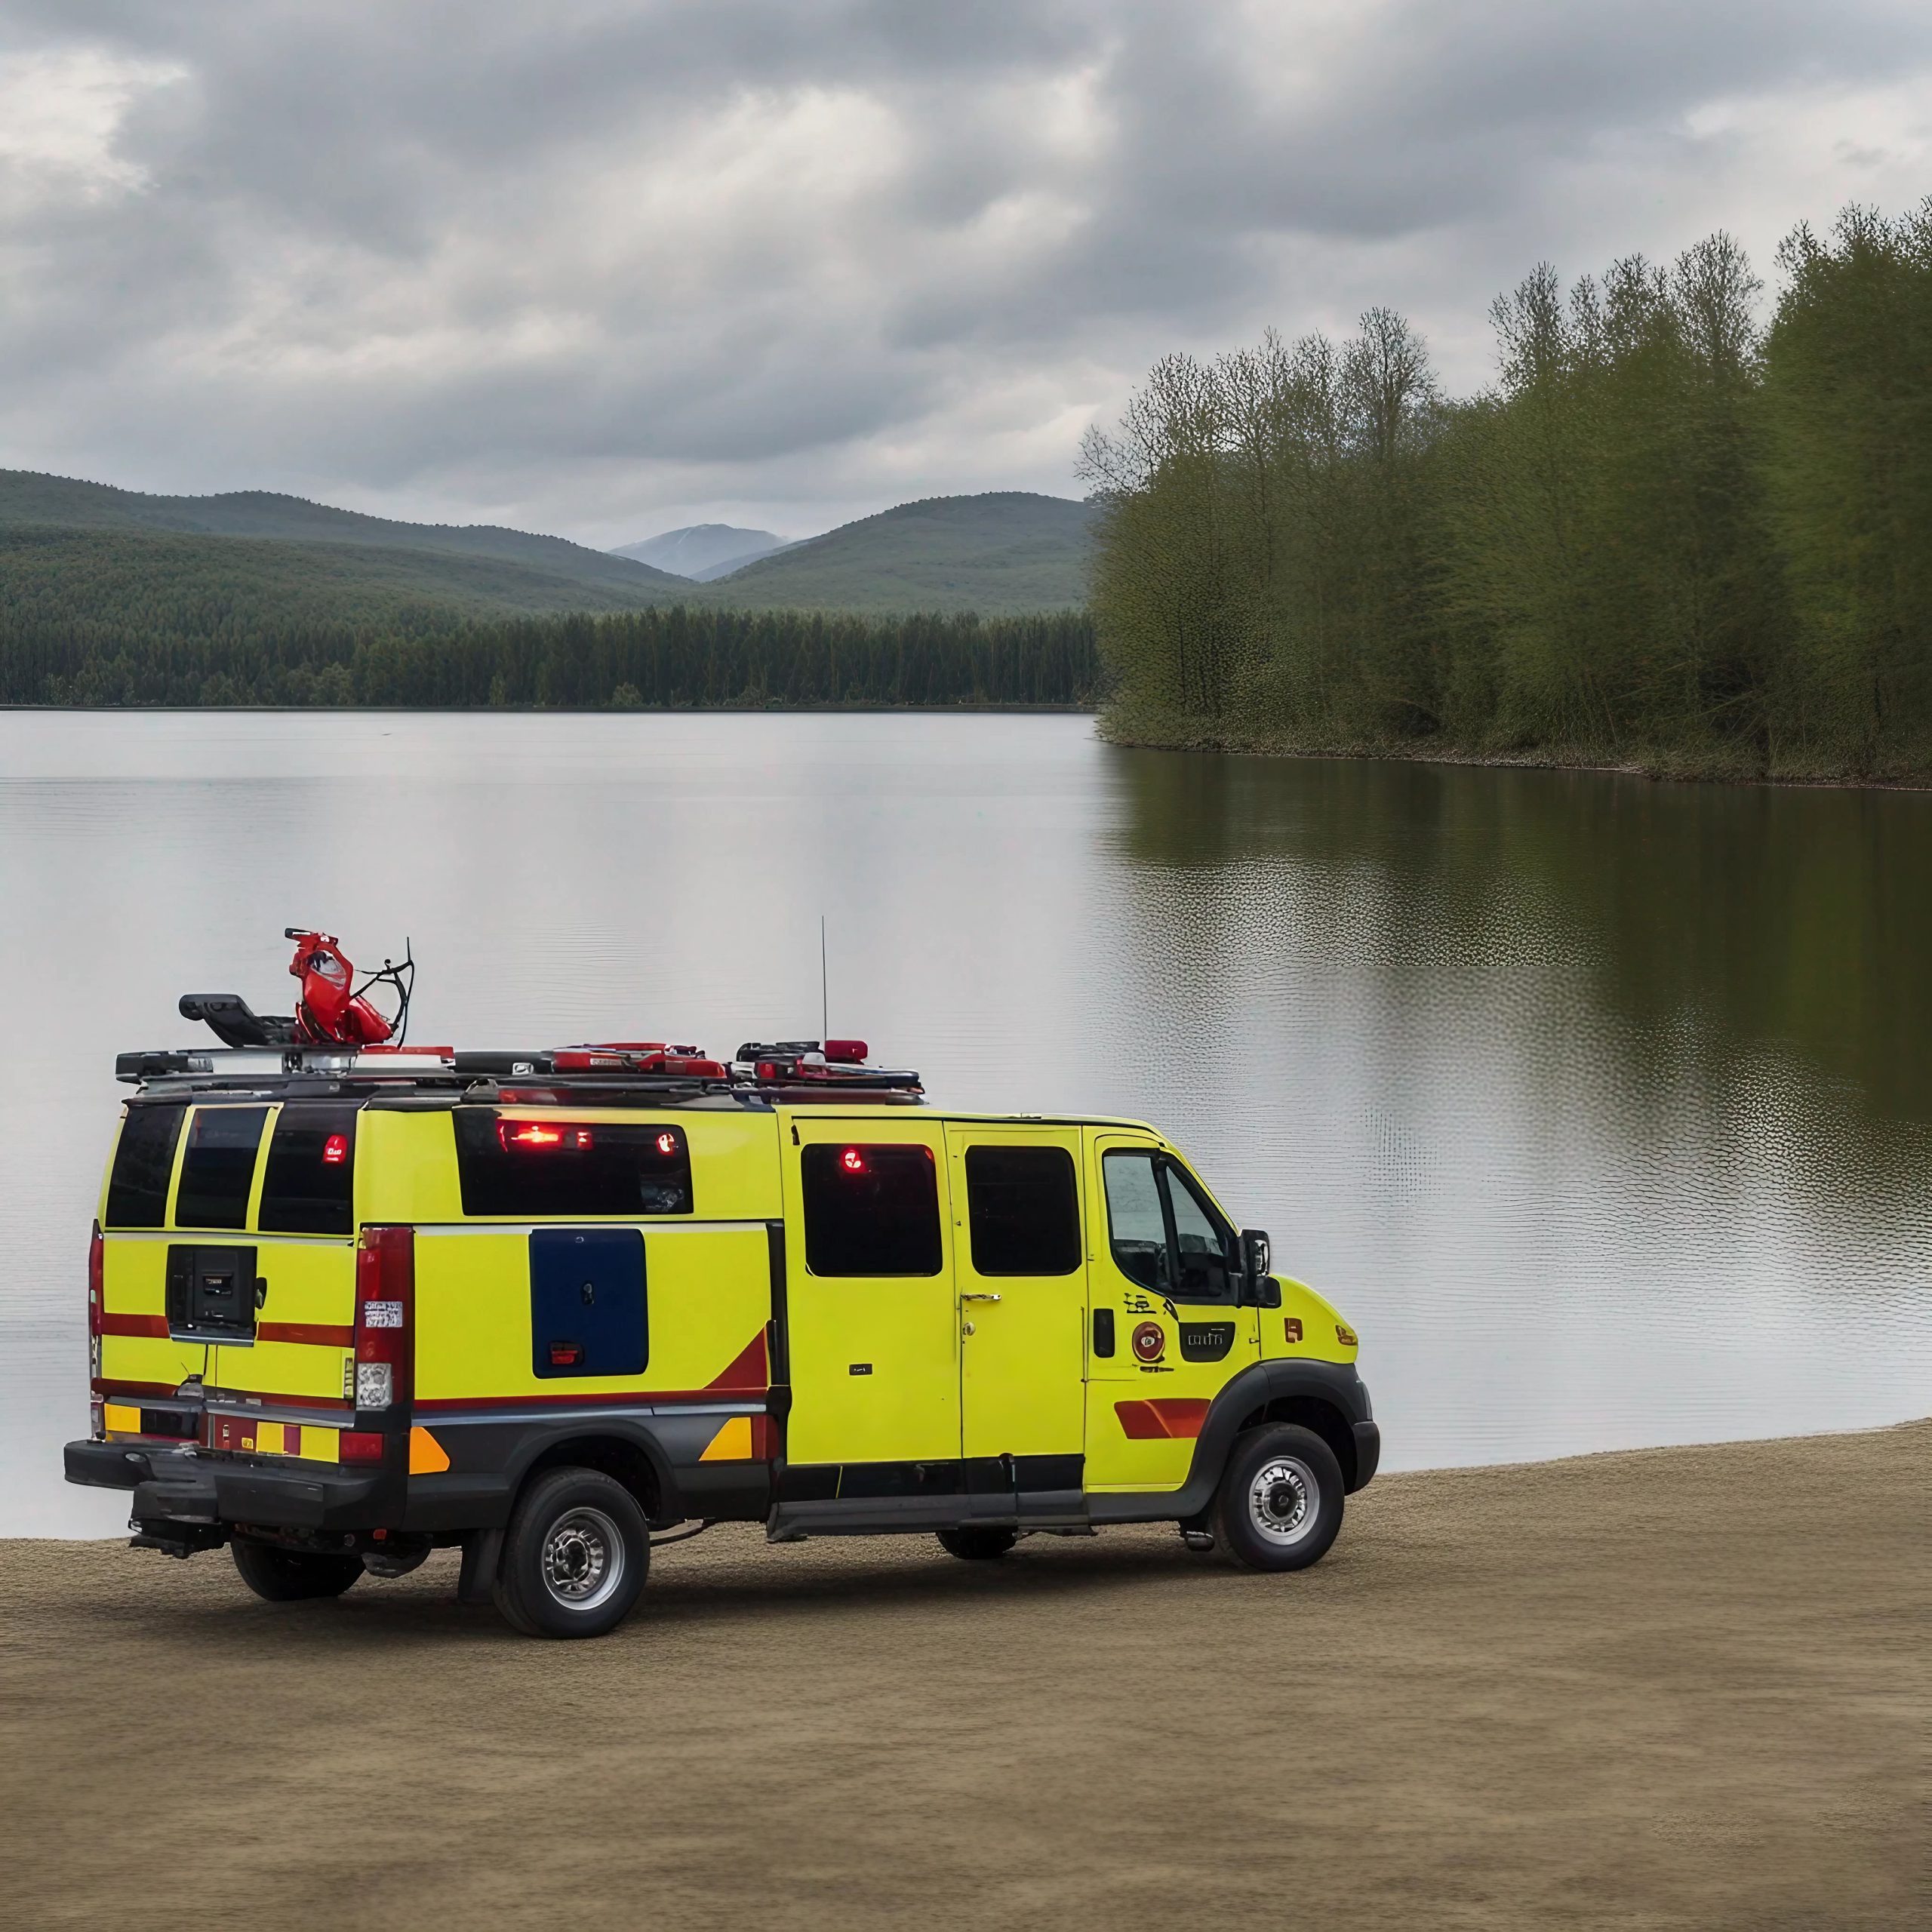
top-left (1086, 1358), bottom-right (1374, 1525)
top-left (498, 1416), bottom-right (686, 1523)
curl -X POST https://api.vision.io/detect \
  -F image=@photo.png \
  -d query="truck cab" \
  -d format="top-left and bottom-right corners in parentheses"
top-left (69, 1037), bottom-right (1378, 1637)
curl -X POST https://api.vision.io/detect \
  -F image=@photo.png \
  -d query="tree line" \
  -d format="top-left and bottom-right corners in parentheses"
top-left (1080, 202), bottom-right (1932, 780)
top-left (0, 605), bottom-right (1100, 709)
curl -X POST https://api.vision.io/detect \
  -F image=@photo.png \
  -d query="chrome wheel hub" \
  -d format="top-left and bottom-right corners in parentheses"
top-left (540, 1506), bottom-right (625, 1610)
top-left (1247, 1456), bottom-right (1318, 1546)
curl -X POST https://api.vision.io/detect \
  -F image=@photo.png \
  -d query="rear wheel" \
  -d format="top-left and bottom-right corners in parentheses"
top-left (1211, 1423), bottom-right (1345, 1572)
top-left (936, 1525), bottom-right (1018, 1561)
top-left (493, 1467), bottom-right (650, 1639)
top-left (232, 1538), bottom-right (364, 1602)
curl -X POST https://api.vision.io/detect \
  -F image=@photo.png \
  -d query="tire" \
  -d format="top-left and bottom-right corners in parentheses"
top-left (1210, 1423), bottom-right (1346, 1573)
top-left (232, 1538), bottom-right (364, 1602)
top-left (936, 1525), bottom-right (1018, 1561)
top-left (491, 1467), bottom-right (650, 1639)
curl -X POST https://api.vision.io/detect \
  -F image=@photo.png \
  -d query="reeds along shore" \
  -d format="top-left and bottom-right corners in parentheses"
top-left (1081, 201), bottom-right (1932, 783)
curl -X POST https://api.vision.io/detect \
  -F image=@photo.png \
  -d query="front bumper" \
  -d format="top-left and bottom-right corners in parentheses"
top-left (65, 1438), bottom-right (380, 1532)
top-left (1351, 1419), bottom-right (1381, 1492)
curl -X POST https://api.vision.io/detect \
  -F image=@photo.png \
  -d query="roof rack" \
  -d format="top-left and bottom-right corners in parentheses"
top-left (115, 1037), bottom-right (925, 1108)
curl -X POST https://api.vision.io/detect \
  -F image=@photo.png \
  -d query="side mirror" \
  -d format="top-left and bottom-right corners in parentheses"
top-left (1241, 1230), bottom-right (1279, 1307)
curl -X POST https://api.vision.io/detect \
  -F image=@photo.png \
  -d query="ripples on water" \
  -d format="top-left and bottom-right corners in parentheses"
top-left (2, 712), bottom-right (1927, 1534)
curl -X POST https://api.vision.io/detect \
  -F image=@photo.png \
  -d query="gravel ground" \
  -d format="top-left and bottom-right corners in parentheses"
top-left (3, 1422), bottom-right (1927, 1930)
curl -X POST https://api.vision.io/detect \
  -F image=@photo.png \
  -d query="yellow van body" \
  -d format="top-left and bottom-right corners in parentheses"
top-left (70, 1063), bottom-right (1379, 1632)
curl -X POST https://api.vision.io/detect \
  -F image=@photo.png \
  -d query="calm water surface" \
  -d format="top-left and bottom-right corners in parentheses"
top-left (3, 711), bottom-right (1927, 1534)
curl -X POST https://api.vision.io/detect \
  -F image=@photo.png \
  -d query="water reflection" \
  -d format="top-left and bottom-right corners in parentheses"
top-left (2, 714), bottom-right (1925, 1534)
top-left (1099, 749), bottom-right (1932, 1469)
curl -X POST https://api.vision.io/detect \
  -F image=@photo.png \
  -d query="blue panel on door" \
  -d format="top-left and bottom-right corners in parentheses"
top-left (530, 1228), bottom-right (646, 1379)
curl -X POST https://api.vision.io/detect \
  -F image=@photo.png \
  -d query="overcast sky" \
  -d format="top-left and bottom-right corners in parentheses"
top-left (2, 1), bottom-right (1927, 547)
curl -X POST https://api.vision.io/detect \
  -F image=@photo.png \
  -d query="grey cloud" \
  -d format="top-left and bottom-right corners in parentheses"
top-left (2, 0), bottom-right (1927, 543)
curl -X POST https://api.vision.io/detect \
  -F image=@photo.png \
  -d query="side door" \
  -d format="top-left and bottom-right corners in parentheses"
top-left (1082, 1133), bottom-right (1260, 1494)
top-left (783, 1117), bottom-right (960, 1471)
top-left (946, 1124), bottom-right (1087, 1487)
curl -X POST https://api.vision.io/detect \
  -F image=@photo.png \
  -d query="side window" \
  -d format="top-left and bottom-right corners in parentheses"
top-left (1102, 1150), bottom-right (1168, 1291)
top-left (1164, 1162), bottom-right (1235, 1303)
top-left (260, 1103), bottom-right (360, 1236)
top-left (964, 1146), bottom-right (1080, 1276)
top-left (801, 1143), bottom-right (942, 1276)
top-left (453, 1112), bottom-right (694, 1217)
top-left (104, 1103), bottom-right (186, 1228)
top-left (175, 1107), bottom-right (269, 1231)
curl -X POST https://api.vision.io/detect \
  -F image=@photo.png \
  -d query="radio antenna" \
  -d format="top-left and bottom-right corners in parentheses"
top-left (820, 915), bottom-right (829, 1041)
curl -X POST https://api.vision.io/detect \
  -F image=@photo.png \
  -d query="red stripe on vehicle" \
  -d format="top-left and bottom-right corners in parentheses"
top-left (414, 1387), bottom-right (768, 1414)
top-left (100, 1313), bottom-right (171, 1338)
top-left (1115, 1397), bottom-right (1212, 1441)
top-left (96, 1378), bottom-right (183, 1399)
top-left (704, 1328), bottom-right (770, 1392)
top-left (257, 1321), bottom-right (354, 1348)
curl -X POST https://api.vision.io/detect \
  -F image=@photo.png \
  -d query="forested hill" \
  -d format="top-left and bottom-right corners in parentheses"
top-left (0, 470), bottom-right (687, 601)
top-left (703, 493), bottom-right (1094, 614)
top-left (0, 473), bottom-right (1094, 639)
top-left (0, 472), bottom-right (1100, 709)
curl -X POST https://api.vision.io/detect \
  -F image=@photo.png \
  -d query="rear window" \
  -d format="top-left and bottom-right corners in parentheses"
top-left (802, 1143), bottom-right (942, 1276)
top-left (259, 1103), bottom-right (360, 1236)
top-left (175, 1107), bottom-right (269, 1231)
top-left (104, 1103), bottom-right (186, 1228)
top-left (964, 1145), bottom-right (1081, 1275)
top-left (453, 1112), bottom-right (694, 1217)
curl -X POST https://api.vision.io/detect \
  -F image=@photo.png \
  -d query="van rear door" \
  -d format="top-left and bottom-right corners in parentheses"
top-left (98, 1102), bottom-right (208, 1429)
top-left (188, 1103), bottom-right (361, 1457)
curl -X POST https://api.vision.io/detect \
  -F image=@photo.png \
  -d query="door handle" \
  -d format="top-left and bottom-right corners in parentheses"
top-left (960, 1292), bottom-right (1002, 1303)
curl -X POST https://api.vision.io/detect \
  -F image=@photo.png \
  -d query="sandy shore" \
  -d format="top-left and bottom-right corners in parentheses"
top-left (4, 1423), bottom-right (1926, 1930)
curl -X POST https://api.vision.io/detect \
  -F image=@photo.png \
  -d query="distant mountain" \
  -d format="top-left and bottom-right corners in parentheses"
top-left (611, 522), bottom-right (789, 580)
top-left (700, 492), bottom-right (1095, 615)
top-left (0, 526), bottom-right (696, 645)
top-left (0, 469), bottom-right (689, 615)
top-left (0, 472), bottom-right (1096, 645)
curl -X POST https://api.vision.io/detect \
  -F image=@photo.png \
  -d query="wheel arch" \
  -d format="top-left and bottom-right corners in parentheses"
top-left (1230, 1395), bottom-right (1358, 1491)
top-left (1086, 1357), bottom-right (1374, 1525)
top-left (508, 1425), bottom-right (678, 1526)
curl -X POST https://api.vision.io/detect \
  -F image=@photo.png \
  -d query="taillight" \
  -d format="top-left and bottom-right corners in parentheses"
top-left (88, 1221), bottom-right (103, 1386)
top-left (354, 1226), bottom-right (414, 1415)
top-left (340, 1430), bottom-right (386, 1462)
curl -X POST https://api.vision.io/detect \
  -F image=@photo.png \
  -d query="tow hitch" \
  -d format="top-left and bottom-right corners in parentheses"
top-left (129, 1522), bottom-right (228, 1560)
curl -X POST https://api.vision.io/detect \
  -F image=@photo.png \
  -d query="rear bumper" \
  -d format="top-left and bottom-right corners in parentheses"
top-left (66, 1438), bottom-right (380, 1532)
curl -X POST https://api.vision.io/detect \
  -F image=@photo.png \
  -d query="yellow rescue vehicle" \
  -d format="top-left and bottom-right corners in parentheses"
top-left (68, 1019), bottom-right (1379, 1638)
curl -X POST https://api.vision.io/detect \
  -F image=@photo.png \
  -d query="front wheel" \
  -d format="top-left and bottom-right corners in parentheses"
top-left (232, 1538), bottom-right (364, 1602)
top-left (493, 1467), bottom-right (650, 1638)
top-left (1211, 1424), bottom-right (1345, 1572)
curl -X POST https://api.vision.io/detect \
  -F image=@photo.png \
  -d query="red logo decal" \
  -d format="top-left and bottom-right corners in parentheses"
top-left (1131, 1320), bottom-right (1165, 1364)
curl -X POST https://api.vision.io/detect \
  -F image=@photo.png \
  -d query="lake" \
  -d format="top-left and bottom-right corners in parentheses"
top-left (4, 710), bottom-right (1927, 1536)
